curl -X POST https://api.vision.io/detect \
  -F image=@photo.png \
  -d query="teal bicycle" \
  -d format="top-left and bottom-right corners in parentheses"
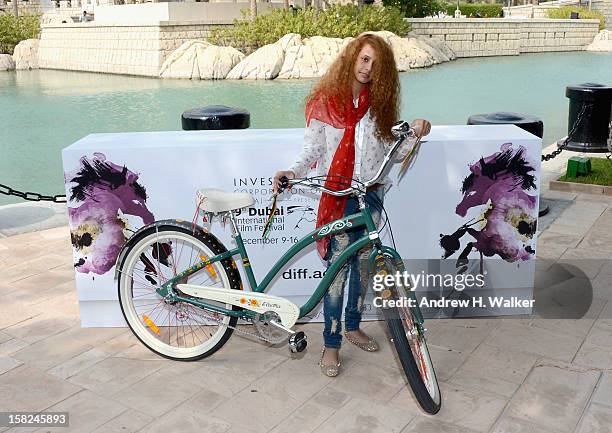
top-left (115, 120), bottom-right (441, 414)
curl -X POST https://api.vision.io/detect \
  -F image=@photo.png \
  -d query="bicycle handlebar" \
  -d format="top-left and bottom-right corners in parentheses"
top-left (280, 120), bottom-right (417, 197)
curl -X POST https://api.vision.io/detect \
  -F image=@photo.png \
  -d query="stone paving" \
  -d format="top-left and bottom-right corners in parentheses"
top-left (0, 145), bottom-right (611, 433)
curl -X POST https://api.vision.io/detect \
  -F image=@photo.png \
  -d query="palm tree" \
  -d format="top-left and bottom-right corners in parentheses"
top-left (13, 0), bottom-right (18, 17)
top-left (284, 0), bottom-right (289, 10)
top-left (250, 0), bottom-right (257, 21)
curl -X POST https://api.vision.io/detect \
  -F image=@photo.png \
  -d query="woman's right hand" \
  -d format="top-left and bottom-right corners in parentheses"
top-left (273, 170), bottom-right (295, 193)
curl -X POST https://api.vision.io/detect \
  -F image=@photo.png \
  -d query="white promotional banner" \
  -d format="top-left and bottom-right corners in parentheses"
top-left (62, 125), bottom-right (541, 327)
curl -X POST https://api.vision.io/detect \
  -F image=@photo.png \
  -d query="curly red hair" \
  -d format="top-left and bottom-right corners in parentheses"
top-left (306, 33), bottom-right (400, 142)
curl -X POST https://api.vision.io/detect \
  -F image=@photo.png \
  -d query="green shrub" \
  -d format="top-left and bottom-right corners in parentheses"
top-left (0, 14), bottom-right (40, 55)
top-left (548, 6), bottom-right (605, 30)
top-left (209, 5), bottom-right (411, 52)
top-left (443, 3), bottom-right (503, 18)
top-left (383, 0), bottom-right (442, 18)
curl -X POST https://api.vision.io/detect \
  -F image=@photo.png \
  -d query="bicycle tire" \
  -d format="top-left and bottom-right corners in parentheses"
top-left (386, 314), bottom-right (441, 414)
top-left (117, 223), bottom-right (242, 361)
top-left (373, 255), bottom-right (441, 414)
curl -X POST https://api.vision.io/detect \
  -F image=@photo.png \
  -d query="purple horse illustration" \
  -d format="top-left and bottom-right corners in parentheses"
top-left (67, 153), bottom-right (155, 275)
top-left (440, 143), bottom-right (538, 271)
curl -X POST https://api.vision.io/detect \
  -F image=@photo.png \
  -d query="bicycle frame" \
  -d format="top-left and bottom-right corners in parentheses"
top-left (154, 195), bottom-right (423, 325)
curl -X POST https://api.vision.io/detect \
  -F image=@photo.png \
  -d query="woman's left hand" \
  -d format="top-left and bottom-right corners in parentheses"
top-left (410, 119), bottom-right (431, 137)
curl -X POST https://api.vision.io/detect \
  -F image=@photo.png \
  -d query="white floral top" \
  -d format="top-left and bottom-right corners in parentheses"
top-left (289, 110), bottom-right (416, 186)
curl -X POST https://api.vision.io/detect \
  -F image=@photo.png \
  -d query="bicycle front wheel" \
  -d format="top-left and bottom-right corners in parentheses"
top-left (376, 257), bottom-right (441, 414)
top-left (117, 224), bottom-right (241, 361)
top-left (386, 307), bottom-right (441, 414)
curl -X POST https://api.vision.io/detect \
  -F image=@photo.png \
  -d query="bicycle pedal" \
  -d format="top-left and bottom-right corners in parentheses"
top-left (288, 331), bottom-right (307, 353)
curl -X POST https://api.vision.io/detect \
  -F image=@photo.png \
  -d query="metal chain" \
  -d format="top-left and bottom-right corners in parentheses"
top-left (0, 183), bottom-right (67, 203)
top-left (541, 102), bottom-right (592, 162)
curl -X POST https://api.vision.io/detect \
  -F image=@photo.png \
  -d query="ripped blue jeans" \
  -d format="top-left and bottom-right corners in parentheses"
top-left (323, 186), bottom-right (384, 349)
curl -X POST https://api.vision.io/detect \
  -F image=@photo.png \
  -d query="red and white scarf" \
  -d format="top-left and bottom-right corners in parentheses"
top-left (305, 85), bottom-right (370, 260)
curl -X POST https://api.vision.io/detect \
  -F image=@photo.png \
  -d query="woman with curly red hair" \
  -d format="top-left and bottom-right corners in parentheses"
top-left (274, 32), bottom-right (431, 377)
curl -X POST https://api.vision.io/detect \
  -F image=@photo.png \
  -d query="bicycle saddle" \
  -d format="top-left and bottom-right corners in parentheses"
top-left (196, 188), bottom-right (255, 212)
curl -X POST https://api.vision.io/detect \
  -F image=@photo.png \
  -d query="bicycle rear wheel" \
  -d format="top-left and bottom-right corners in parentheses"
top-left (377, 258), bottom-right (441, 414)
top-left (117, 224), bottom-right (242, 361)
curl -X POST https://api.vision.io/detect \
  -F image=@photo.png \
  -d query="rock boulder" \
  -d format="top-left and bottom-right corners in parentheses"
top-left (227, 33), bottom-right (302, 80)
top-left (371, 31), bottom-right (456, 71)
top-left (0, 54), bottom-right (15, 72)
top-left (587, 30), bottom-right (612, 52)
top-left (13, 39), bottom-right (40, 70)
top-left (170, 31), bottom-right (455, 80)
top-left (278, 36), bottom-right (351, 79)
top-left (277, 31), bottom-right (455, 77)
top-left (159, 40), bottom-right (244, 80)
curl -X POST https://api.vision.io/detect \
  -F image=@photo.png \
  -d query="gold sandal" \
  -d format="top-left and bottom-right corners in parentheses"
top-left (319, 348), bottom-right (341, 377)
top-left (345, 331), bottom-right (379, 352)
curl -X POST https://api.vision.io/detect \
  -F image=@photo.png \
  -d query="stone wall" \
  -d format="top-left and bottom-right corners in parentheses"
top-left (592, 0), bottom-right (612, 29)
top-left (38, 17), bottom-right (602, 77)
top-left (407, 18), bottom-right (600, 57)
top-left (38, 21), bottom-right (229, 76)
top-left (504, 0), bottom-right (611, 29)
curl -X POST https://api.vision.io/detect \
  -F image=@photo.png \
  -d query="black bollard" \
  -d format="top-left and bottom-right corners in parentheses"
top-left (467, 112), bottom-right (544, 139)
top-left (467, 111), bottom-right (549, 216)
top-left (561, 83), bottom-right (612, 153)
top-left (182, 105), bottom-right (250, 131)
